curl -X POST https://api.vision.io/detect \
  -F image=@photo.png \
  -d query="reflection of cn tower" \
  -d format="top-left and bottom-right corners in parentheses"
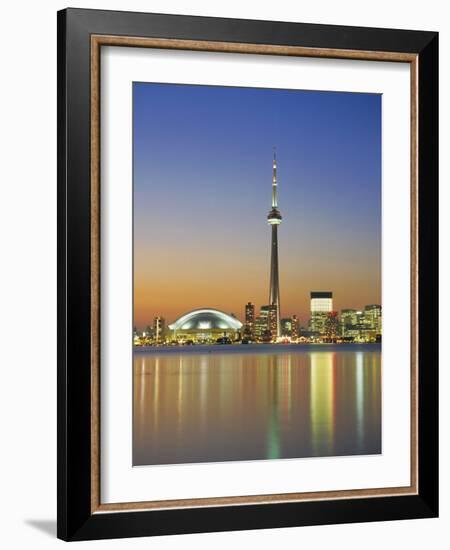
top-left (267, 149), bottom-right (282, 338)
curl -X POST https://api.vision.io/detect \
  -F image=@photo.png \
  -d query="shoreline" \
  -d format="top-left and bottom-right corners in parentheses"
top-left (134, 342), bottom-right (381, 354)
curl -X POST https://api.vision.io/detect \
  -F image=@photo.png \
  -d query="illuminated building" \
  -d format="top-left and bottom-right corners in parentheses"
top-left (259, 305), bottom-right (269, 322)
top-left (267, 304), bottom-right (278, 341)
top-left (256, 305), bottom-right (272, 342)
top-left (168, 308), bottom-right (242, 343)
top-left (280, 318), bottom-right (292, 337)
top-left (311, 291), bottom-right (333, 312)
top-left (364, 304), bottom-right (382, 335)
top-left (267, 150), bottom-right (282, 338)
top-left (340, 309), bottom-right (357, 337)
top-left (153, 316), bottom-right (165, 343)
top-left (339, 306), bottom-right (382, 342)
top-left (253, 305), bottom-right (276, 342)
top-left (324, 311), bottom-right (339, 342)
top-left (291, 315), bottom-right (299, 340)
top-left (310, 291), bottom-right (333, 334)
top-left (244, 302), bottom-right (255, 339)
top-left (254, 315), bottom-right (267, 342)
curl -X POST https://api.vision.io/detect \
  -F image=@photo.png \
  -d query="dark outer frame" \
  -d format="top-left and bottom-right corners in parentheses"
top-left (57, 7), bottom-right (438, 541)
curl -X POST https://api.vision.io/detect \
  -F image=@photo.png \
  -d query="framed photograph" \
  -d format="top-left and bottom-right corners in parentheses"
top-left (57, 8), bottom-right (438, 541)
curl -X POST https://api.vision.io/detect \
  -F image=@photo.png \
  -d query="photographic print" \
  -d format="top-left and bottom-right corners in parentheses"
top-left (132, 82), bottom-right (382, 466)
top-left (58, 10), bottom-right (438, 539)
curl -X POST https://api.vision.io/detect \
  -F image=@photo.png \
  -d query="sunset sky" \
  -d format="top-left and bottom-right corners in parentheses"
top-left (133, 82), bottom-right (381, 329)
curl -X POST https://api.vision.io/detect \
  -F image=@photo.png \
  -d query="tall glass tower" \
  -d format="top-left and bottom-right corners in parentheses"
top-left (267, 150), bottom-right (282, 338)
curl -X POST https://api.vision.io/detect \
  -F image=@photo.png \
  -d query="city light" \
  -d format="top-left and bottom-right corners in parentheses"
top-left (133, 298), bottom-right (381, 346)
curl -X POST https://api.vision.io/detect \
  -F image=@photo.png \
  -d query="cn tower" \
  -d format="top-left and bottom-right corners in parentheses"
top-left (267, 149), bottom-right (282, 338)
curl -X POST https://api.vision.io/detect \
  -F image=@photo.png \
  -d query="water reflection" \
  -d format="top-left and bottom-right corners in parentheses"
top-left (310, 352), bottom-right (334, 455)
top-left (133, 344), bottom-right (381, 466)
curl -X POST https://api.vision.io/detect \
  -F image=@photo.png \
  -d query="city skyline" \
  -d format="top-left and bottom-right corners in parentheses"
top-left (135, 294), bottom-right (381, 334)
top-left (134, 82), bottom-right (381, 327)
top-left (134, 297), bottom-right (381, 346)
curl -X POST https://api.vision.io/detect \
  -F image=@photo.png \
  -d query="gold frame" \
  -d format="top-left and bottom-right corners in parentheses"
top-left (90, 35), bottom-right (418, 514)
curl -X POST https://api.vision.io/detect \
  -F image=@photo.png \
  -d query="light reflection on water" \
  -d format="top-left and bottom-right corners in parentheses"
top-left (133, 344), bottom-right (381, 466)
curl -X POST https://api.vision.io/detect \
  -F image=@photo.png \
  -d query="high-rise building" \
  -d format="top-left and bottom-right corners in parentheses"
top-left (244, 302), bottom-right (255, 339)
top-left (267, 304), bottom-right (278, 341)
top-left (364, 304), bottom-right (382, 335)
top-left (259, 305), bottom-right (269, 322)
top-left (267, 150), bottom-right (282, 338)
top-left (291, 315), bottom-right (299, 340)
top-left (340, 309), bottom-right (357, 337)
top-left (245, 302), bottom-right (255, 324)
top-left (254, 315), bottom-right (266, 342)
top-left (310, 291), bottom-right (333, 334)
top-left (254, 305), bottom-right (269, 341)
top-left (280, 318), bottom-right (292, 337)
top-left (255, 305), bottom-right (276, 342)
top-left (324, 311), bottom-right (339, 341)
top-left (153, 316), bottom-right (165, 343)
top-left (310, 291), bottom-right (333, 312)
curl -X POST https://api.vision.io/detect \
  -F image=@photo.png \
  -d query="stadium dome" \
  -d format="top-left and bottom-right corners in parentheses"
top-left (168, 308), bottom-right (243, 332)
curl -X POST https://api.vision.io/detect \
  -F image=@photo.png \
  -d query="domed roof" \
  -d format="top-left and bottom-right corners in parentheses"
top-left (168, 308), bottom-right (243, 331)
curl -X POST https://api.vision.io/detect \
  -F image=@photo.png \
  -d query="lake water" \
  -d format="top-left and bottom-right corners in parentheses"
top-left (133, 344), bottom-right (381, 466)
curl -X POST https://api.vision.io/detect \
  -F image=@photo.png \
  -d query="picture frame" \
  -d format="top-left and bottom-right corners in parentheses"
top-left (57, 7), bottom-right (438, 541)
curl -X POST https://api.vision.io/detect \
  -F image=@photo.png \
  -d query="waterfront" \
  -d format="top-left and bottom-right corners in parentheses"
top-left (133, 344), bottom-right (381, 466)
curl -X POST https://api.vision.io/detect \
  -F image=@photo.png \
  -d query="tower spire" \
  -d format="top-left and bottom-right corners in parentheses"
top-left (272, 147), bottom-right (278, 208)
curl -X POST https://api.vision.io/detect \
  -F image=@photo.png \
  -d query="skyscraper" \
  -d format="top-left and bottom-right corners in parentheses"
top-left (310, 291), bottom-right (333, 334)
top-left (280, 318), bottom-right (293, 337)
top-left (324, 311), bottom-right (339, 342)
top-left (291, 315), bottom-right (299, 340)
top-left (340, 309), bottom-right (357, 337)
top-left (244, 302), bottom-right (255, 339)
top-left (267, 304), bottom-right (278, 341)
top-left (364, 304), bottom-right (382, 335)
top-left (267, 150), bottom-right (282, 338)
top-left (153, 316), bottom-right (165, 343)
top-left (245, 302), bottom-right (255, 325)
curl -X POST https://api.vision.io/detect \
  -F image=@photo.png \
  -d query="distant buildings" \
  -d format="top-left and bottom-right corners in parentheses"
top-left (309, 291), bottom-right (333, 335)
top-left (254, 312), bottom-right (267, 342)
top-left (134, 299), bottom-right (381, 346)
top-left (324, 311), bottom-right (339, 342)
top-left (266, 305), bottom-right (277, 341)
top-left (256, 305), bottom-right (273, 342)
top-left (291, 315), bottom-right (299, 340)
top-left (153, 316), bottom-right (165, 343)
top-left (340, 304), bottom-right (382, 342)
top-left (340, 309), bottom-right (358, 333)
top-left (280, 318), bottom-right (292, 337)
top-left (244, 302), bottom-right (255, 340)
top-left (364, 304), bottom-right (382, 334)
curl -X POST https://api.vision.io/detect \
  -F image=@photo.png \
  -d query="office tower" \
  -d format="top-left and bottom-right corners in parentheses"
top-left (291, 315), bottom-right (299, 340)
top-left (364, 304), bottom-right (382, 334)
top-left (153, 316), bottom-right (165, 343)
top-left (310, 291), bottom-right (333, 334)
top-left (324, 311), bottom-right (339, 341)
top-left (244, 302), bottom-right (255, 339)
top-left (340, 309), bottom-right (357, 337)
top-left (267, 304), bottom-right (278, 341)
top-left (280, 318), bottom-right (293, 337)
